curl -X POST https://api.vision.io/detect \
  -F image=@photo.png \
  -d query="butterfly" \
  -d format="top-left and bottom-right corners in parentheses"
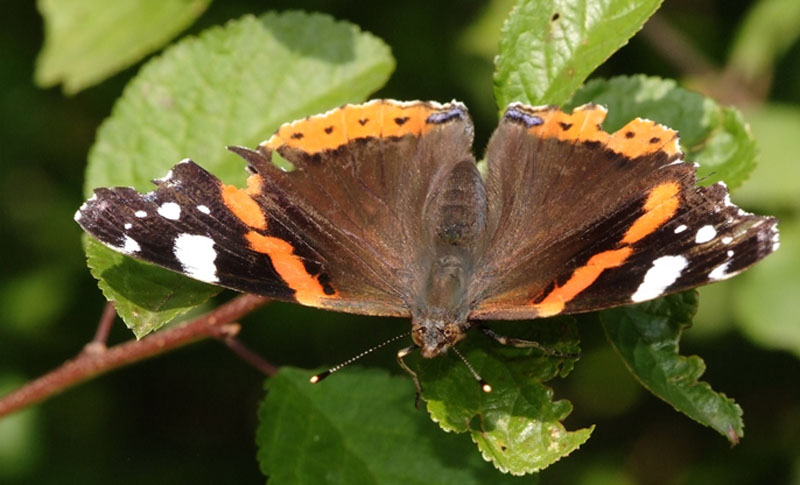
top-left (75, 100), bottom-right (779, 373)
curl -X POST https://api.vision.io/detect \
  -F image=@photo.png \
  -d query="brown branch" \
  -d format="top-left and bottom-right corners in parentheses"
top-left (83, 301), bottom-right (117, 354)
top-left (0, 293), bottom-right (269, 419)
top-left (223, 335), bottom-right (279, 376)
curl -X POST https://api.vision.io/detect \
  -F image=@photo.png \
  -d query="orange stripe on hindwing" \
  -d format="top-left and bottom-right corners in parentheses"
top-left (260, 100), bottom-right (451, 155)
top-left (526, 104), bottom-right (609, 144)
top-left (522, 104), bottom-right (681, 158)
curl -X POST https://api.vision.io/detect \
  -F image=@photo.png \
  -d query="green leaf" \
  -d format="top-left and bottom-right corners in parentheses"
top-left (567, 75), bottom-right (757, 189)
top-left (601, 292), bottom-right (744, 444)
top-left (494, 0), bottom-right (662, 109)
top-left (83, 12), bottom-right (395, 335)
top-left (35, 0), bottom-right (211, 95)
top-left (84, 237), bottom-right (219, 338)
top-left (417, 319), bottom-right (592, 475)
top-left (257, 367), bottom-right (526, 484)
top-left (728, 0), bottom-right (800, 85)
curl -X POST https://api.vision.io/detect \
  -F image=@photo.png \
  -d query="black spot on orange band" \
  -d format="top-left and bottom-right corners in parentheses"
top-left (262, 100), bottom-right (466, 154)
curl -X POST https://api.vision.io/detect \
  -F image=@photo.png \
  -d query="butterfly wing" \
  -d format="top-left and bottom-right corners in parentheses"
top-left (76, 100), bottom-right (475, 317)
top-left (469, 103), bottom-right (778, 320)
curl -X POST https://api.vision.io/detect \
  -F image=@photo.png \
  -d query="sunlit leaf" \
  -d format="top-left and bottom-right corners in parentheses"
top-left (418, 319), bottom-right (592, 474)
top-left (35, 0), bottom-right (210, 94)
top-left (602, 293), bottom-right (744, 444)
top-left (257, 367), bottom-right (524, 484)
top-left (494, 0), bottom-right (662, 109)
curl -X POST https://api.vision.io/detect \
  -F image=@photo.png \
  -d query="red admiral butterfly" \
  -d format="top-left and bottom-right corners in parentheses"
top-left (75, 100), bottom-right (779, 368)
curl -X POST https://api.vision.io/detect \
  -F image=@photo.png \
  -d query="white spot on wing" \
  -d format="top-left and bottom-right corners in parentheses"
top-left (120, 235), bottom-right (140, 254)
top-left (197, 205), bottom-right (210, 215)
top-left (709, 262), bottom-right (731, 281)
top-left (695, 225), bottom-right (716, 243)
top-left (631, 255), bottom-right (689, 302)
top-left (158, 202), bottom-right (181, 220)
top-left (124, 223), bottom-right (132, 230)
top-left (173, 234), bottom-right (218, 283)
top-left (721, 236), bottom-right (733, 244)
top-left (727, 250), bottom-right (734, 257)
top-left (674, 224), bottom-right (687, 234)
top-left (135, 210), bottom-right (147, 218)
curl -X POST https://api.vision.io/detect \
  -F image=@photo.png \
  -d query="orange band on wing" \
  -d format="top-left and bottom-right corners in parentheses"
top-left (261, 100), bottom-right (451, 155)
top-left (245, 173), bottom-right (263, 196)
top-left (522, 105), bottom-right (681, 159)
top-left (605, 118), bottom-right (680, 158)
top-left (533, 247), bottom-right (633, 317)
top-left (245, 231), bottom-right (328, 305)
top-left (221, 182), bottom-right (266, 230)
top-left (621, 181), bottom-right (680, 244)
top-left (527, 104), bottom-right (609, 144)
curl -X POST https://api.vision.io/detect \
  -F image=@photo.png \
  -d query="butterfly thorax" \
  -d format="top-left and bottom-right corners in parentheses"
top-left (412, 254), bottom-right (472, 357)
top-left (411, 160), bottom-right (487, 358)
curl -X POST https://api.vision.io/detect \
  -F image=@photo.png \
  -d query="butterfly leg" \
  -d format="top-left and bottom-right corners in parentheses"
top-left (477, 325), bottom-right (579, 359)
top-left (396, 345), bottom-right (424, 408)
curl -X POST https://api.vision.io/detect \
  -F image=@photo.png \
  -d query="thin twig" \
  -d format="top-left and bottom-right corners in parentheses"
top-left (0, 294), bottom-right (269, 419)
top-left (83, 301), bottom-right (117, 354)
top-left (223, 335), bottom-right (279, 376)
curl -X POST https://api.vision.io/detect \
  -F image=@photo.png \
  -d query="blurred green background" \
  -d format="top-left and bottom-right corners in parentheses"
top-left (1, 0), bottom-right (798, 483)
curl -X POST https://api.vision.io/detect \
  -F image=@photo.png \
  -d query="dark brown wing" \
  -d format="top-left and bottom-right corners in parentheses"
top-left (468, 103), bottom-right (778, 320)
top-left (76, 100), bottom-right (475, 317)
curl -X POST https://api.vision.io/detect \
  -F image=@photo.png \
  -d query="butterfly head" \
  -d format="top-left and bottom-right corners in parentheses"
top-left (411, 319), bottom-right (468, 358)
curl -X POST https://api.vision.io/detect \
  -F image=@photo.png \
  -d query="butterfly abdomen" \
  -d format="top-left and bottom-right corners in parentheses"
top-left (431, 160), bottom-right (488, 249)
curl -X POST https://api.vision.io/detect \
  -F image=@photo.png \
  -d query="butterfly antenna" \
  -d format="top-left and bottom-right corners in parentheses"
top-left (452, 347), bottom-right (492, 393)
top-left (310, 332), bottom-right (410, 383)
